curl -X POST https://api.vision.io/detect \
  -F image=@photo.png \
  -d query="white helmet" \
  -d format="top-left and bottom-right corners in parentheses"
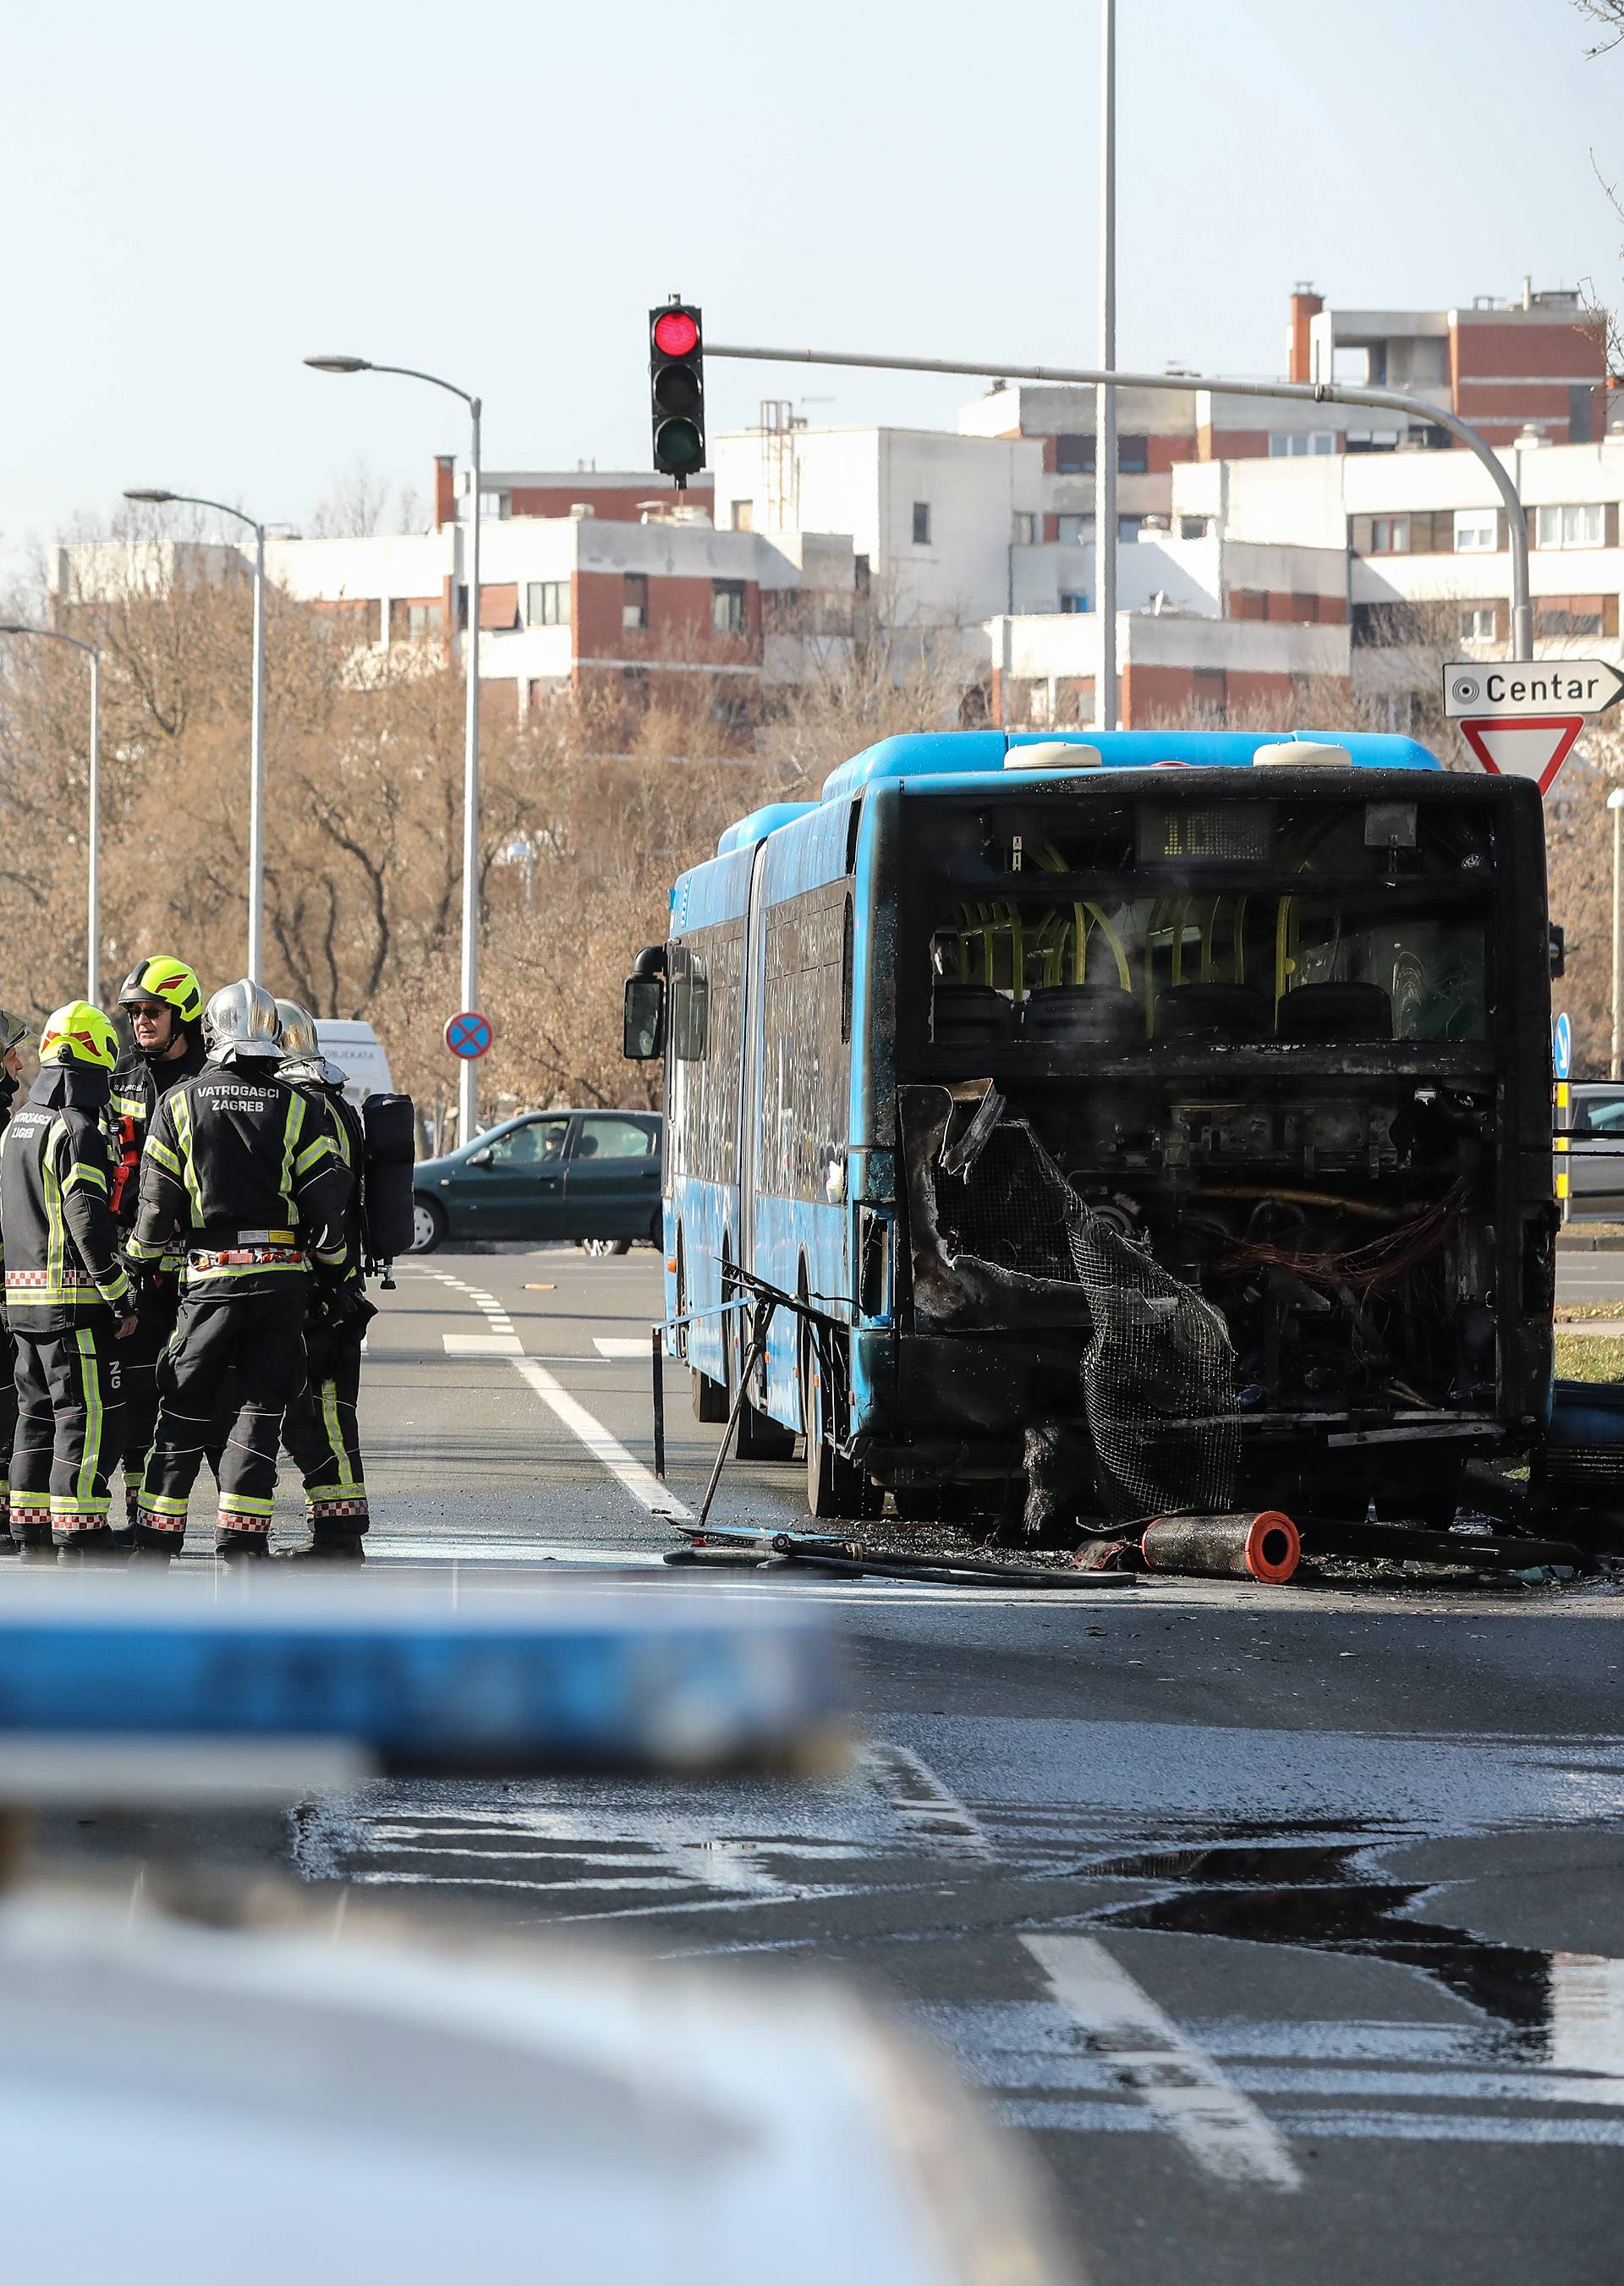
top-left (202, 979), bottom-right (283, 1063)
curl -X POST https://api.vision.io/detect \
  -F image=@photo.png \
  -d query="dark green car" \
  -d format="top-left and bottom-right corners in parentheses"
top-left (410, 1109), bottom-right (663, 1256)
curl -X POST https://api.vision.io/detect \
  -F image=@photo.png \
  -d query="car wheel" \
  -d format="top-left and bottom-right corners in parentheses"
top-left (581, 1237), bottom-right (631, 1260)
top-left (410, 1198), bottom-right (446, 1254)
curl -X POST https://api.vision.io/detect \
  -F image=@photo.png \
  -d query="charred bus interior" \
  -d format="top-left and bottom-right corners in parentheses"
top-left (886, 767), bottom-right (1555, 1527)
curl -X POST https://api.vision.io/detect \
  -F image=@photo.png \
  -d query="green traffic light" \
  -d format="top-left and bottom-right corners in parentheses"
top-left (656, 417), bottom-right (704, 473)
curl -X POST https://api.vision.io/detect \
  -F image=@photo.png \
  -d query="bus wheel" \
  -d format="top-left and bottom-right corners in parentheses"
top-left (802, 1319), bottom-right (866, 1519)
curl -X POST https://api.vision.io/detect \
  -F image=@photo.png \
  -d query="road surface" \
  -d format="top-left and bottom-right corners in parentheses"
top-left (41, 1247), bottom-right (1624, 2286)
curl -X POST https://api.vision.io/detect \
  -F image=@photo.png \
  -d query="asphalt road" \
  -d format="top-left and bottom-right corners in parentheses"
top-left (41, 1247), bottom-right (1624, 2284)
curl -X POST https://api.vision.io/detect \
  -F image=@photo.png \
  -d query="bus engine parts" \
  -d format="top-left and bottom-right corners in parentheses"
top-left (1140, 1510), bottom-right (1302, 1583)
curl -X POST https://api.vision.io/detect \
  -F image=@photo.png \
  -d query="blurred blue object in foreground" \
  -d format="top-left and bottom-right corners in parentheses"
top-left (0, 1577), bottom-right (843, 1782)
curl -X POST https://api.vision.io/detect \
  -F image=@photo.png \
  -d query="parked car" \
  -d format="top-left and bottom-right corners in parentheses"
top-left (410, 1109), bottom-right (663, 1255)
top-left (1564, 1083), bottom-right (1624, 1217)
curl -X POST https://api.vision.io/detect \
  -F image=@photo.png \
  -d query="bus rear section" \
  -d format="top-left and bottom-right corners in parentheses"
top-left (873, 763), bottom-right (1555, 1527)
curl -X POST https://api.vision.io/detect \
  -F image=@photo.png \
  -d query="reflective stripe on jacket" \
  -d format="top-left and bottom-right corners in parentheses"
top-left (1, 1088), bottom-right (130, 1332)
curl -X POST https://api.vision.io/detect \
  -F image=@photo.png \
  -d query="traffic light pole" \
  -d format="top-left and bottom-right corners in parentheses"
top-left (705, 343), bottom-right (1533, 661)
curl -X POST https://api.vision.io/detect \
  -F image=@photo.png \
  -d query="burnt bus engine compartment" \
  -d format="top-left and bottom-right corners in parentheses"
top-left (883, 766), bottom-right (1555, 1519)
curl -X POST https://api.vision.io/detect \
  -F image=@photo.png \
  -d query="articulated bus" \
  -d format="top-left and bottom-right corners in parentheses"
top-left (624, 730), bottom-right (1556, 1528)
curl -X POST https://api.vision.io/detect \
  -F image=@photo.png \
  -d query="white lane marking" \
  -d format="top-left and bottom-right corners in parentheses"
top-left (368, 1534), bottom-right (666, 1567)
top-left (442, 1333), bottom-right (524, 1357)
top-left (1551, 1953), bottom-right (1624, 2083)
top-left (1021, 1933), bottom-right (1303, 2192)
top-left (860, 1744), bottom-right (996, 1860)
top-left (594, 1336), bottom-right (655, 1357)
top-left (509, 1355), bottom-right (692, 1521)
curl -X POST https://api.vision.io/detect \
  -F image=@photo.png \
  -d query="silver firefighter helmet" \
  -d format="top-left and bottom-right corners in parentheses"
top-left (202, 978), bottom-right (283, 1062)
top-left (274, 997), bottom-right (320, 1057)
top-left (0, 1007), bottom-right (29, 1056)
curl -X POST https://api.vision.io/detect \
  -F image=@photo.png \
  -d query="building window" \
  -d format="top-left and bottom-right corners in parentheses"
top-left (912, 502), bottom-right (931, 545)
top-left (1118, 515), bottom-right (1144, 544)
top-left (526, 580), bottom-right (569, 628)
top-left (623, 666), bottom-right (649, 704)
top-left (1193, 667), bottom-right (1227, 714)
top-left (1058, 591), bottom-right (1090, 614)
top-left (1056, 513), bottom-right (1091, 545)
top-left (1268, 431), bottom-right (1336, 458)
top-left (623, 573), bottom-right (649, 631)
top-left (1012, 512), bottom-right (1037, 545)
top-left (1055, 434), bottom-right (1095, 475)
top-left (1536, 503), bottom-right (1605, 550)
top-left (1453, 509), bottom-right (1497, 554)
top-left (1459, 606), bottom-right (1497, 643)
top-left (730, 500), bottom-right (754, 532)
top-left (476, 490), bottom-right (511, 520)
top-left (1369, 516), bottom-right (1410, 554)
top-left (1178, 515), bottom-right (1214, 540)
top-left (1118, 435), bottom-right (1149, 474)
top-left (390, 599), bottom-right (445, 641)
top-left (711, 578), bottom-right (747, 635)
top-left (1535, 595), bottom-right (1607, 639)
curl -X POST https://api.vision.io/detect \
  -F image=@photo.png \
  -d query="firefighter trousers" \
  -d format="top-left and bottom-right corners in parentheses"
top-left (118, 1272), bottom-right (182, 1521)
top-left (10, 1324), bottom-right (124, 1547)
top-left (281, 1319), bottom-right (369, 1535)
top-left (0, 1324), bottom-right (16, 1540)
top-left (138, 1284), bottom-right (307, 1548)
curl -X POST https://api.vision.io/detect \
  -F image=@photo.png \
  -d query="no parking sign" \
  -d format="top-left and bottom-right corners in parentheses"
top-left (445, 1010), bottom-right (492, 1061)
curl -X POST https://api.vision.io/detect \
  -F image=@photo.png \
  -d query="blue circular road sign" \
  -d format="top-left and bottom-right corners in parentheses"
top-left (1553, 1011), bottom-right (1572, 1081)
top-left (446, 1010), bottom-right (493, 1061)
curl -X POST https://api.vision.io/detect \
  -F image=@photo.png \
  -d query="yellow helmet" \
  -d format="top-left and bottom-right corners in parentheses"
top-left (39, 1001), bottom-right (119, 1072)
top-left (119, 956), bottom-right (202, 1026)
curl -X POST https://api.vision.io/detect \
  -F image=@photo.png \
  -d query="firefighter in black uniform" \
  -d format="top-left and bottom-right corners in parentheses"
top-left (274, 999), bottom-right (374, 1560)
top-left (0, 1007), bottom-right (31, 1553)
top-left (129, 978), bottom-right (351, 1561)
top-left (107, 957), bottom-right (206, 1528)
top-left (1, 1002), bottom-right (136, 1556)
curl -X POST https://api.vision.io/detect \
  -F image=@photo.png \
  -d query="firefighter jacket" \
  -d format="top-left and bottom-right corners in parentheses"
top-left (129, 1059), bottom-right (353, 1298)
top-left (108, 1032), bottom-right (207, 1227)
top-left (0, 1067), bottom-right (132, 1335)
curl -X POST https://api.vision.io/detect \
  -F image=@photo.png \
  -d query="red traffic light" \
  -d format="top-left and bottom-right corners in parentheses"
top-left (653, 309), bottom-right (700, 359)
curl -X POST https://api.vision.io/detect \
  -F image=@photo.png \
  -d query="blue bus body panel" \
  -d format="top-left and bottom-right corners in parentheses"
top-left (820, 727), bottom-right (1440, 799)
top-left (670, 727), bottom-right (1448, 1433)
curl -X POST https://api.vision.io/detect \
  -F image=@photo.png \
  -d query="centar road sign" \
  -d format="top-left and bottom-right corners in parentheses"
top-left (445, 1010), bottom-right (492, 1060)
top-left (1443, 659), bottom-right (1624, 720)
top-left (1554, 1010), bottom-right (1572, 1082)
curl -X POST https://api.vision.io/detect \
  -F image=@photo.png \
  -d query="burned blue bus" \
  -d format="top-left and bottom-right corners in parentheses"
top-left (624, 730), bottom-right (1556, 1531)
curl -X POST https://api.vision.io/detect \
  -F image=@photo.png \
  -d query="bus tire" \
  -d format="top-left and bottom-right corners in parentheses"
top-left (801, 1318), bottom-right (866, 1519)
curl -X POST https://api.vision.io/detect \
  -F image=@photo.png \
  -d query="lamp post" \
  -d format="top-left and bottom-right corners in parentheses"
top-left (0, 624), bottom-right (101, 1000)
top-left (123, 488), bottom-right (268, 982)
top-left (1096, 0), bottom-right (1117, 732)
top-left (1609, 787), bottom-right (1624, 1081)
top-left (304, 354), bottom-right (484, 1143)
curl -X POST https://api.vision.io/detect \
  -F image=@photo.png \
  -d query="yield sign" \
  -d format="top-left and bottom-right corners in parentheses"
top-left (1457, 715), bottom-right (1583, 796)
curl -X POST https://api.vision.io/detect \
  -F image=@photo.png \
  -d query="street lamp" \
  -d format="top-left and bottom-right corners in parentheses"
top-left (123, 486), bottom-right (269, 983)
top-left (305, 354), bottom-right (485, 1143)
top-left (1609, 786), bottom-right (1624, 1081)
top-left (0, 624), bottom-right (102, 1001)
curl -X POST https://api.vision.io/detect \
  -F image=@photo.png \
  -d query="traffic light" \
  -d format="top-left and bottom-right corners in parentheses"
top-left (650, 302), bottom-right (705, 485)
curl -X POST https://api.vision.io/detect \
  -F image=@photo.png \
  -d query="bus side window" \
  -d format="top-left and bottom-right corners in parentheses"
top-left (841, 892), bottom-right (854, 1044)
top-left (671, 949), bottom-right (710, 1061)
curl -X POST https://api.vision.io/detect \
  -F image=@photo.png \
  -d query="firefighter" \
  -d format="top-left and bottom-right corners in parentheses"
top-left (1, 1003), bottom-right (137, 1557)
top-left (273, 999), bottom-right (374, 1560)
top-left (129, 978), bottom-right (351, 1561)
top-left (107, 956), bottom-right (206, 1528)
top-left (0, 1008), bottom-right (33, 1553)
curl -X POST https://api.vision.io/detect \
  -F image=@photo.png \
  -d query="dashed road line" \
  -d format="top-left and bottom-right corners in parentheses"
top-left (1021, 1932), bottom-right (1303, 2192)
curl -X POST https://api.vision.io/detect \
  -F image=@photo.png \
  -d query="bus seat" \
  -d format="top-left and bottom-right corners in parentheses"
top-left (932, 985), bottom-right (1015, 1045)
top-left (1022, 984), bottom-right (1138, 1045)
top-left (1155, 983), bottom-right (1271, 1041)
top-left (1277, 981), bottom-right (1394, 1042)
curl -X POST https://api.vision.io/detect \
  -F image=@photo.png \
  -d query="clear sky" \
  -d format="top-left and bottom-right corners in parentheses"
top-left (4, 0), bottom-right (1621, 561)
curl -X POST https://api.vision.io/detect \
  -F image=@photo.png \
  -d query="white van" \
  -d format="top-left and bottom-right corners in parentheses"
top-left (315, 1020), bottom-right (394, 1108)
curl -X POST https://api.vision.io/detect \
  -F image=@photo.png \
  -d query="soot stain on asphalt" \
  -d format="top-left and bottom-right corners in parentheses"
top-left (1078, 1831), bottom-right (1555, 2031)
